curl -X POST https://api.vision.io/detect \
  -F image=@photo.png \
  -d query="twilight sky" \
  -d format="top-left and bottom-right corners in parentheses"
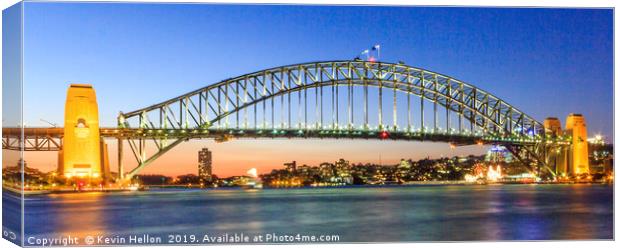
top-left (5, 3), bottom-right (614, 177)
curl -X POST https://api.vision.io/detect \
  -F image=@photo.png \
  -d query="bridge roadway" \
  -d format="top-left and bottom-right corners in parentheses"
top-left (2, 126), bottom-right (553, 152)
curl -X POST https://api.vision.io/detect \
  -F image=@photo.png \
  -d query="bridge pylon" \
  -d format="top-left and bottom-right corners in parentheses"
top-left (543, 114), bottom-right (590, 179)
top-left (59, 84), bottom-right (111, 183)
top-left (565, 114), bottom-right (589, 176)
top-left (544, 117), bottom-right (568, 177)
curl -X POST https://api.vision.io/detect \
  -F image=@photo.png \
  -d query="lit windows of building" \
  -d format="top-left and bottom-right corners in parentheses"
top-left (284, 161), bottom-right (297, 173)
top-left (198, 148), bottom-right (212, 183)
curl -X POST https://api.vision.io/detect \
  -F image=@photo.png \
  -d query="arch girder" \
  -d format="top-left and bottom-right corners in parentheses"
top-left (116, 61), bottom-right (548, 179)
top-left (121, 60), bottom-right (543, 138)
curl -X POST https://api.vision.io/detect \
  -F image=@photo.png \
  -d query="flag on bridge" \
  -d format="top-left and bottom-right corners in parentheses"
top-left (372, 44), bottom-right (381, 60)
top-left (359, 44), bottom-right (381, 62)
top-left (357, 49), bottom-right (370, 61)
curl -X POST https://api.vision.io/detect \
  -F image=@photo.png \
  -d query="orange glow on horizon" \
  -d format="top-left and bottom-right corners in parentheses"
top-left (11, 140), bottom-right (488, 178)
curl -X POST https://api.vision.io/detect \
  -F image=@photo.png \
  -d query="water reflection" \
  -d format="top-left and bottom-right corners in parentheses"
top-left (25, 192), bottom-right (107, 239)
top-left (17, 184), bottom-right (613, 243)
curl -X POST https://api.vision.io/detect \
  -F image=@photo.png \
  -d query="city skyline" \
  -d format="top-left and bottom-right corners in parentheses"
top-left (3, 3), bottom-right (613, 177)
top-left (9, 140), bottom-right (489, 177)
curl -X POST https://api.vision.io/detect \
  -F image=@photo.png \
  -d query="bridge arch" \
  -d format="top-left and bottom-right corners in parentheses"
top-left (122, 60), bottom-right (543, 136)
top-left (117, 60), bottom-right (549, 179)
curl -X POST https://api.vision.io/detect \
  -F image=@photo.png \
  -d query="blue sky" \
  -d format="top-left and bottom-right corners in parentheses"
top-left (6, 2), bottom-right (615, 175)
top-left (20, 3), bottom-right (613, 135)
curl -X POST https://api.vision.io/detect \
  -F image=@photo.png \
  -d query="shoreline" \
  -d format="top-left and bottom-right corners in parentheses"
top-left (3, 181), bottom-right (612, 196)
top-left (1, 186), bottom-right (136, 196)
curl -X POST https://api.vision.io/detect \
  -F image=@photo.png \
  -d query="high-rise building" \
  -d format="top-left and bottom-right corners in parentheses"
top-left (198, 148), bottom-right (213, 182)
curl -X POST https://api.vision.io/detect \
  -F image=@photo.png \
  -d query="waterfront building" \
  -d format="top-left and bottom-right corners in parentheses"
top-left (398, 159), bottom-right (411, 170)
top-left (334, 159), bottom-right (353, 184)
top-left (319, 162), bottom-right (334, 179)
top-left (485, 146), bottom-right (513, 163)
top-left (396, 159), bottom-right (412, 181)
top-left (589, 142), bottom-right (613, 176)
top-left (284, 161), bottom-right (297, 173)
top-left (2, 159), bottom-right (51, 188)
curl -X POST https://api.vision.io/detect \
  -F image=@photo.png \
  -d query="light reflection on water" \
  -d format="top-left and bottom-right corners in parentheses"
top-left (11, 184), bottom-right (613, 242)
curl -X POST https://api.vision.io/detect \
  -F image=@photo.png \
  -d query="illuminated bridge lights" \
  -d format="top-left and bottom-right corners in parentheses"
top-left (379, 131), bottom-right (390, 139)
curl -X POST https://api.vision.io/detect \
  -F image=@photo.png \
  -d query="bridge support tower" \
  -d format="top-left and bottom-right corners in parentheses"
top-left (117, 137), bottom-right (124, 181)
top-left (565, 113), bottom-right (589, 176)
top-left (544, 114), bottom-right (589, 178)
top-left (58, 84), bottom-right (111, 183)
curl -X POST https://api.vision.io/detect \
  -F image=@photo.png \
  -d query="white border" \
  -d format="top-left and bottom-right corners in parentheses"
top-left (1, 1), bottom-right (617, 248)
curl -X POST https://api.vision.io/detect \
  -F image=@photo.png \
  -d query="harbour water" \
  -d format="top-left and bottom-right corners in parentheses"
top-left (3, 184), bottom-right (614, 245)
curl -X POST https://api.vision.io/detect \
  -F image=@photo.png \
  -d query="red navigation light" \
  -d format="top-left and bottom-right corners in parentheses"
top-left (380, 131), bottom-right (390, 139)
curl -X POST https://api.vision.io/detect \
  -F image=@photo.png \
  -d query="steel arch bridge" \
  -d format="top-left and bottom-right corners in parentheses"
top-left (115, 60), bottom-right (568, 180)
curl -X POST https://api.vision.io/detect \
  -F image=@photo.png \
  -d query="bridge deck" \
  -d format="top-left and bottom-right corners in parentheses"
top-left (3, 127), bottom-right (550, 147)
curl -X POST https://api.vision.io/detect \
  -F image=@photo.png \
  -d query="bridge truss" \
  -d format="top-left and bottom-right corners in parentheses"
top-left (112, 60), bottom-right (570, 180)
